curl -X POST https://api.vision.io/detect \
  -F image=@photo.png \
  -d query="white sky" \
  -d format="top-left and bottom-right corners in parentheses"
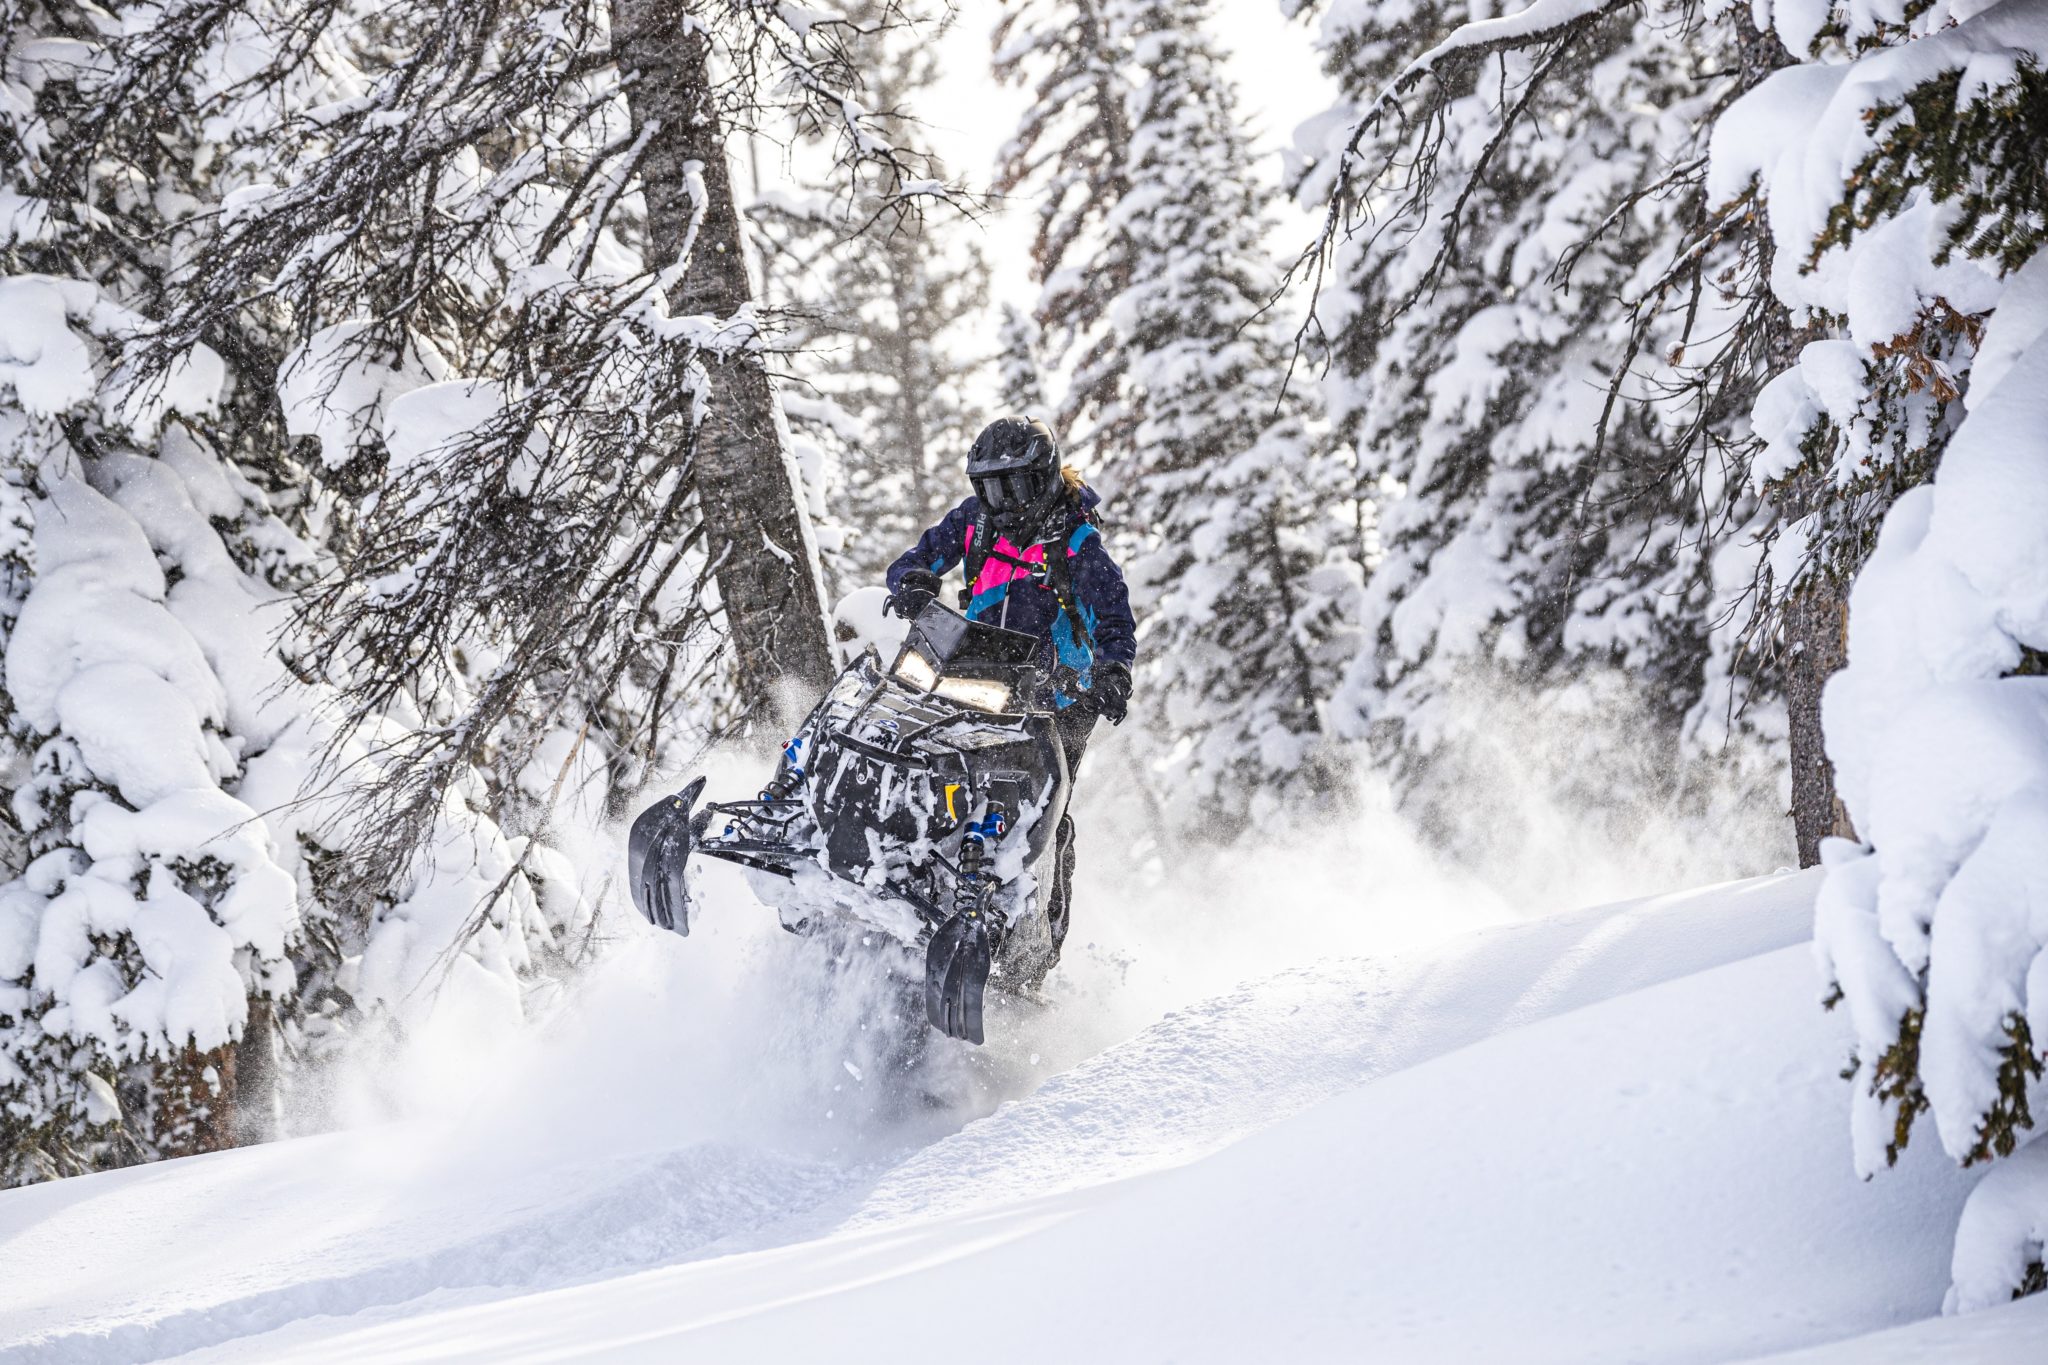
top-left (920, 0), bottom-right (1337, 318)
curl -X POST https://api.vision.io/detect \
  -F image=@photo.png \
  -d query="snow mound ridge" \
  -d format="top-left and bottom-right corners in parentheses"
top-left (0, 869), bottom-right (1820, 1363)
top-left (0, 1141), bottom-right (854, 1364)
top-left (848, 871), bottom-right (1814, 1228)
top-left (178, 907), bottom-right (1976, 1364)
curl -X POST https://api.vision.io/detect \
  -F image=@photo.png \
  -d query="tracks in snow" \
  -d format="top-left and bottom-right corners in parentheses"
top-left (0, 872), bottom-right (1814, 1362)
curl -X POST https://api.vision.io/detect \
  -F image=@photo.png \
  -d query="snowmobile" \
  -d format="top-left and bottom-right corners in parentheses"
top-left (626, 600), bottom-right (1077, 1045)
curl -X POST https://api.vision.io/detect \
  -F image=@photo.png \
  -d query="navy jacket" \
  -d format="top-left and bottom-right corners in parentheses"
top-left (886, 489), bottom-right (1137, 700)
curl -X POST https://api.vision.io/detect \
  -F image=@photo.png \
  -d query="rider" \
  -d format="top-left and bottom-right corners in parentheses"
top-left (884, 416), bottom-right (1136, 965)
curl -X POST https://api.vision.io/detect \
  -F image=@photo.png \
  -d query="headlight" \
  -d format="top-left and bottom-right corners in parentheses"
top-left (893, 651), bottom-right (937, 690)
top-left (891, 650), bottom-right (1011, 713)
top-left (933, 675), bottom-right (1012, 713)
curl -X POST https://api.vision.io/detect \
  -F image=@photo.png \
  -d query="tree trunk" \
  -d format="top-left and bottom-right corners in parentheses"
top-left (1735, 12), bottom-right (1852, 866)
top-left (1783, 586), bottom-right (1852, 864)
top-left (232, 1001), bottom-right (279, 1146)
top-left (610, 0), bottom-right (836, 718)
top-left (152, 1043), bottom-right (238, 1159)
top-left (876, 230), bottom-right (936, 524)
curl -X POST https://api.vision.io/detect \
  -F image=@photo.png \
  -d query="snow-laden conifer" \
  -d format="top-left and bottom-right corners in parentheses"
top-left (755, 3), bottom-right (993, 581)
top-left (73, 0), bottom-right (958, 909)
top-left (0, 285), bottom-right (299, 1180)
top-left (0, 0), bottom-right (605, 1175)
top-left (995, 304), bottom-right (1049, 415)
top-left (993, 0), bottom-right (1137, 461)
top-left (1291, 0), bottom-right (1785, 863)
top-left (1098, 0), bottom-right (1358, 832)
top-left (1707, 0), bottom-right (2048, 1305)
top-left (0, 0), bottom-right (315, 1178)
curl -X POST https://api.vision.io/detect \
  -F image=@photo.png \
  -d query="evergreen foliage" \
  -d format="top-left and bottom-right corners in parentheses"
top-left (0, 0), bottom-right (612, 1181)
top-left (758, 3), bottom-right (993, 581)
top-left (995, 304), bottom-right (1048, 414)
top-left (992, 0), bottom-right (1137, 461)
top-left (1293, 0), bottom-right (1784, 867)
top-left (2, 0), bottom-right (2043, 1321)
top-left (0, 0), bottom-right (305, 1181)
top-left (1099, 0), bottom-right (1358, 831)
top-left (1750, 0), bottom-right (2048, 1305)
top-left (0, 0), bottom-right (951, 1182)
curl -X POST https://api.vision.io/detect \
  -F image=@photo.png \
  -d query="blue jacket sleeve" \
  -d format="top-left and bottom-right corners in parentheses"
top-left (886, 497), bottom-right (977, 593)
top-left (1072, 534), bottom-right (1137, 670)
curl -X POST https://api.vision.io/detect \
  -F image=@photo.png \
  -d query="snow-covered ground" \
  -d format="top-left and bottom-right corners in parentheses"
top-left (0, 853), bottom-right (2030, 1362)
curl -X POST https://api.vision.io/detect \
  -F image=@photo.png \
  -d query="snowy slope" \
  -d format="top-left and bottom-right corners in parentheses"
top-left (2, 867), bottom-right (2000, 1364)
top-left (142, 931), bottom-right (1975, 1364)
top-left (1744, 1292), bottom-right (2048, 1363)
top-left (836, 872), bottom-right (1822, 1231)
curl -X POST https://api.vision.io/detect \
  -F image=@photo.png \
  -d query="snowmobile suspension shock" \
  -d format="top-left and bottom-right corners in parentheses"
top-left (727, 734), bottom-right (809, 837)
top-left (953, 807), bottom-right (1008, 924)
top-left (759, 733), bottom-right (808, 802)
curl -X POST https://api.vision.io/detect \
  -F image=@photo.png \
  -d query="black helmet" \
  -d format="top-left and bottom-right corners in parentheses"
top-left (967, 416), bottom-right (1064, 541)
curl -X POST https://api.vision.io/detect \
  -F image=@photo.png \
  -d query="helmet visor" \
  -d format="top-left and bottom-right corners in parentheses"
top-left (974, 468), bottom-right (1048, 516)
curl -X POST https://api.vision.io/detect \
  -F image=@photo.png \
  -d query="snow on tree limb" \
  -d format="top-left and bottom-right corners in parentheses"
top-left (1295, 0), bottom-right (1641, 308)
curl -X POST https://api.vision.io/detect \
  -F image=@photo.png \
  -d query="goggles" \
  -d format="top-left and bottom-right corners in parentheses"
top-left (973, 467), bottom-right (1050, 515)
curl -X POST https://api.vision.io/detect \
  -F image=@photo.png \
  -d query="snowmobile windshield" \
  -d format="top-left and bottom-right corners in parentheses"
top-left (906, 600), bottom-right (1038, 671)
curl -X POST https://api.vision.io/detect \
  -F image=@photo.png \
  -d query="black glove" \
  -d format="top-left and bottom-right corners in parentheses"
top-left (1091, 660), bottom-right (1132, 725)
top-left (888, 568), bottom-right (942, 620)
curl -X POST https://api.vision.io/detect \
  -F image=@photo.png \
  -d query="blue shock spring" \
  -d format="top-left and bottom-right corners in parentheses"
top-left (955, 809), bottom-right (1008, 919)
top-left (759, 734), bottom-right (806, 801)
top-left (731, 734), bottom-right (807, 837)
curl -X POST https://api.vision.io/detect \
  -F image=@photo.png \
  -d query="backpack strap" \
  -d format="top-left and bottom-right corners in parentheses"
top-left (1045, 527), bottom-right (1096, 657)
top-left (958, 506), bottom-right (996, 610)
top-left (960, 510), bottom-right (1098, 666)
top-left (1041, 527), bottom-right (1102, 708)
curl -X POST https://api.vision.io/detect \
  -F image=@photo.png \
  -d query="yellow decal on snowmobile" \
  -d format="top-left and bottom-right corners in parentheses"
top-left (944, 783), bottom-right (964, 821)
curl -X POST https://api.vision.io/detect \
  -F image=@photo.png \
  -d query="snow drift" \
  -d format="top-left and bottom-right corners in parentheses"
top-left (0, 868), bottom-right (2007, 1363)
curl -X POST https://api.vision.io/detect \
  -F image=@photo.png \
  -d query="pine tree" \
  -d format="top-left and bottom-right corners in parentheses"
top-left (1099, 0), bottom-right (1358, 833)
top-left (993, 0), bottom-right (1137, 464)
top-left (760, 3), bottom-right (993, 580)
top-left (0, 0), bottom-right (315, 1180)
top-left (0, 0), bottom-right (951, 1180)
top-left (1717, 0), bottom-right (2048, 1306)
top-left (748, 188), bottom-right (868, 605)
top-left (1298, 0), bottom-right (2048, 1303)
top-left (133, 0), bottom-right (955, 881)
top-left (823, 208), bottom-right (990, 576)
top-left (0, 409), bottom-right (305, 1181)
top-left (1292, 0), bottom-right (1784, 867)
top-left (995, 304), bottom-right (1048, 414)
top-left (0, 0), bottom-right (591, 1177)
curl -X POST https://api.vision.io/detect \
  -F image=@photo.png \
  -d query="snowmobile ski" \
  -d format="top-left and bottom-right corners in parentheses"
top-left (925, 913), bottom-right (996, 1044)
top-left (628, 775), bottom-right (705, 933)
